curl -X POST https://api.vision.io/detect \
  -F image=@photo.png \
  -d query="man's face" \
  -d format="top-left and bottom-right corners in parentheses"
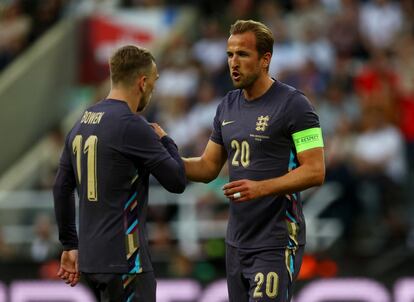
top-left (138, 62), bottom-right (159, 112)
top-left (227, 31), bottom-right (262, 89)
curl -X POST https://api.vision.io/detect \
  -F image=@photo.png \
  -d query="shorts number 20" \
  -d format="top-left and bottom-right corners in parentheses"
top-left (253, 272), bottom-right (279, 299)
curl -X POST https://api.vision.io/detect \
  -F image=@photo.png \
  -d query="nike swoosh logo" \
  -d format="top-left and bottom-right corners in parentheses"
top-left (222, 120), bottom-right (235, 126)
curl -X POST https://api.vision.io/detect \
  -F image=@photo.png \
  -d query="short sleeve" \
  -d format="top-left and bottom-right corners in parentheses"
top-left (210, 102), bottom-right (224, 145)
top-left (122, 116), bottom-right (171, 170)
top-left (284, 92), bottom-right (320, 135)
top-left (284, 92), bottom-right (324, 152)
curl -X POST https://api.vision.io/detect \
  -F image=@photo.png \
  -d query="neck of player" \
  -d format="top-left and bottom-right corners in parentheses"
top-left (243, 75), bottom-right (274, 101)
top-left (107, 86), bottom-right (140, 113)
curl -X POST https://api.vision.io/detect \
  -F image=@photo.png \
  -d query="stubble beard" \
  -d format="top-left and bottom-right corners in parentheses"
top-left (137, 94), bottom-right (149, 112)
top-left (232, 72), bottom-right (259, 90)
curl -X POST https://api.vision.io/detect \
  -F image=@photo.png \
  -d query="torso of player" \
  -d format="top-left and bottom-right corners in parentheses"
top-left (212, 81), bottom-right (308, 249)
top-left (220, 82), bottom-right (295, 182)
top-left (69, 99), bottom-right (153, 273)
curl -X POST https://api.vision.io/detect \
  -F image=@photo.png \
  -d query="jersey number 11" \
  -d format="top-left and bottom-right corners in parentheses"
top-left (72, 135), bottom-right (98, 201)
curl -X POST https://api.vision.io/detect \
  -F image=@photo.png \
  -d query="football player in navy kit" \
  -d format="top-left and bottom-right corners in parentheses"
top-left (183, 20), bottom-right (325, 301)
top-left (53, 45), bottom-right (186, 302)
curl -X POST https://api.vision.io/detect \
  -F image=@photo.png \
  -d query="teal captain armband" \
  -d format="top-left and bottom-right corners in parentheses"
top-left (292, 127), bottom-right (324, 153)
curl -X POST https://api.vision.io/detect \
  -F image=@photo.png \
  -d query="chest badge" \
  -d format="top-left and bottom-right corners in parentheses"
top-left (255, 115), bottom-right (270, 131)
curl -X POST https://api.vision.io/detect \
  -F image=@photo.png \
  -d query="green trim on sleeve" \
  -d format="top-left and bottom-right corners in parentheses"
top-left (292, 127), bottom-right (324, 153)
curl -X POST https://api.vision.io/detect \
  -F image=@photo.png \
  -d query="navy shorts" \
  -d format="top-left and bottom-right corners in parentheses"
top-left (82, 271), bottom-right (156, 302)
top-left (226, 244), bottom-right (304, 302)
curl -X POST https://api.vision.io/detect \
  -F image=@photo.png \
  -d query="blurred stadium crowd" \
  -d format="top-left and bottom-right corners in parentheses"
top-left (1, 0), bottom-right (414, 285)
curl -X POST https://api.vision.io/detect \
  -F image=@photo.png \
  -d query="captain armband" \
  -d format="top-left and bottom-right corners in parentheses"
top-left (292, 127), bottom-right (324, 153)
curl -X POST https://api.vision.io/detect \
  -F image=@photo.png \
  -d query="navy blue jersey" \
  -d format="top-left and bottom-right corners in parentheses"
top-left (53, 99), bottom-right (186, 274)
top-left (210, 81), bottom-right (320, 249)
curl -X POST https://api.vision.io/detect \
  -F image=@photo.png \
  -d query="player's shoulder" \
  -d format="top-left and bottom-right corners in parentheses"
top-left (274, 80), bottom-right (305, 100)
top-left (124, 113), bottom-right (153, 135)
top-left (127, 112), bottom-right (149, 124)
top-left (220, 88), bottom-right (243, 106)
top-left (275, 80), bottom-right (311, 106)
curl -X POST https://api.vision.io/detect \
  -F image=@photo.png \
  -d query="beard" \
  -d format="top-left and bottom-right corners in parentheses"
top-left (232, 72), bottom-right (260, 89)
top-left (137, 92), bottom-right (152, 112)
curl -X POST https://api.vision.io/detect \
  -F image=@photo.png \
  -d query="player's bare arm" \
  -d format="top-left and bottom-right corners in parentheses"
top-left (183, 140), bottom-right (227, 183)
top-left (223, 147), bottom-right (325, 202)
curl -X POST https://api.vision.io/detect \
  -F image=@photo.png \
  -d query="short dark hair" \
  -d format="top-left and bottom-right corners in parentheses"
top-left (230, 20), bottom-right (274, 57)
top-left (109, 45), bottom-right (155, 87)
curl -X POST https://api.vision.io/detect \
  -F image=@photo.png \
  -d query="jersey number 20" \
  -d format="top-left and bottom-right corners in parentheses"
top-left (231, 139), bottom-right (250, 168)
top-left (72, 135), bottom-right (98, 201)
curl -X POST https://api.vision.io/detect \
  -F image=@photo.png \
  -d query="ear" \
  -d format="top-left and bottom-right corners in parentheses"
top-left (138, 75), bottom-right (147, 92)
top-left (261, 52), bottom-right (272, 70)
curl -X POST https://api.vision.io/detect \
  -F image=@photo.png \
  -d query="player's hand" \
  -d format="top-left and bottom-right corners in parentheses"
top-left (150, 123), bottom-right (167, 139)
top-left (57, 250), bottom-right (80, 287)
top-left (222, 179), bottom-right (263, 202)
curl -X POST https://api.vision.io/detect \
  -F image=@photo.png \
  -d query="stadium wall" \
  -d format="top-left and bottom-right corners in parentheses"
top-left (0, 17), bottom-right (81, 174)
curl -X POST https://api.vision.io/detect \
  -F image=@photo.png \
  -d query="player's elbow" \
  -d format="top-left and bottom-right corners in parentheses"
top-left (53, 169), bottom-right (76, 199)
top-left (187, 173), bottom-right (216, 184)
top-left (311, 164), bottom-right (325, 187)
top-left (52, 182), bottom-right (60, 196)
top-left (52, 181), bottom-right (68, 200)
top-left (200, 163), bottom-right (223, 183)
top-left (166, 173), bottom-right (187, 193)
top-left (198, 170), bottom-right (221, 184)
top-left (164, 183), bottom-right (185, 194)
top-left (174, 179), bottom-right (186, 194)
top-left (313, 171), bottom-right (325, 187)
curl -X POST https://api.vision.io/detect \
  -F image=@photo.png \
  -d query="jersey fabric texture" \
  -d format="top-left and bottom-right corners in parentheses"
top-left (54, 99), bottom-right (186, 274)
top-left (210, 80), bottom-right (321, 249)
